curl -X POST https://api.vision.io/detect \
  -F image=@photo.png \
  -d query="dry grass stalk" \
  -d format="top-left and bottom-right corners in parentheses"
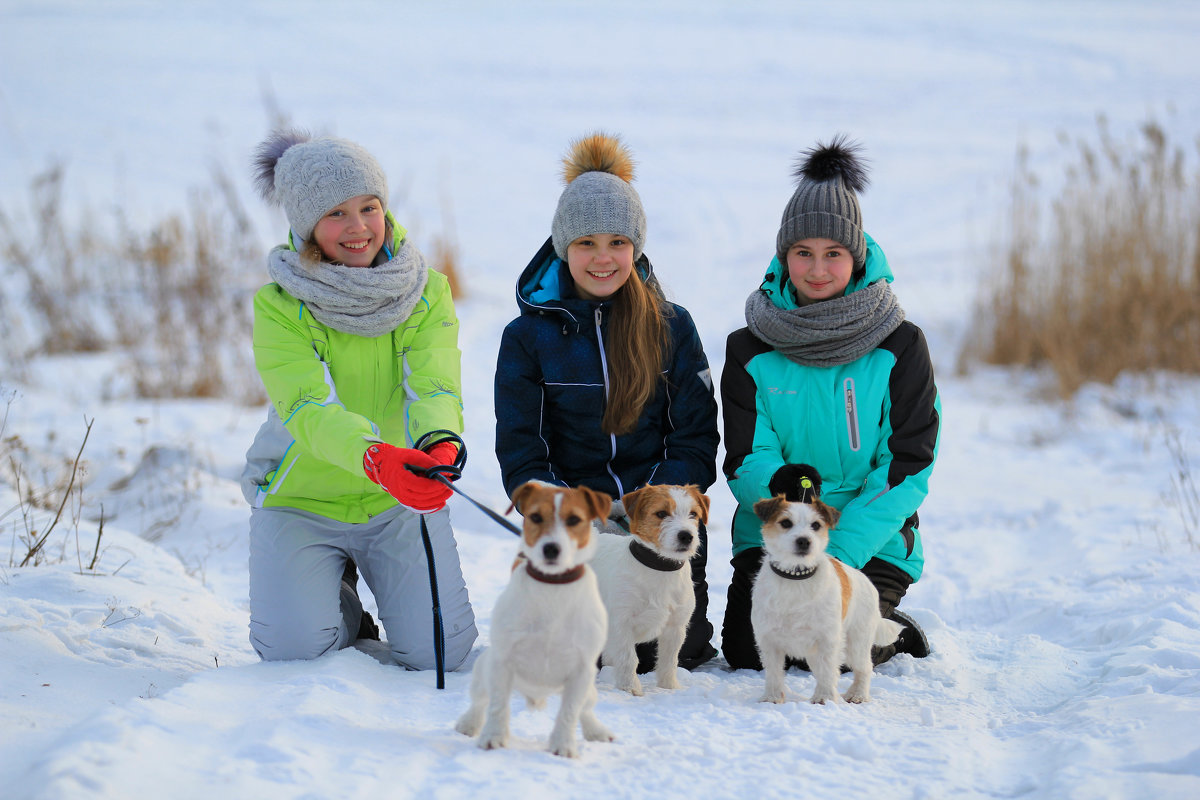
top-left (960, 115), bottom-right (1200, 396)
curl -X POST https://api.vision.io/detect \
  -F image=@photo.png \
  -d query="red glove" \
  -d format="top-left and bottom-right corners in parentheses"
top-left (363, 443), bottom-right (452, 513)
top-left (425, 441), bottom-right (459, 474)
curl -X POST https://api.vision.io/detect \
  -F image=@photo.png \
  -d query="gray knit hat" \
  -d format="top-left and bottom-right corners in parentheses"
top-left (551, 133), bottom-right (647, 261)
top-left (776, 135), bottom-right (869, 272)
top-left (253, 129), bottom-right (388, 242)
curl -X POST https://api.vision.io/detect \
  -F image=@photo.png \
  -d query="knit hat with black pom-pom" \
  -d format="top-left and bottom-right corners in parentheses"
top-left (252, 128), bottom-right (388, 243)
top-left (776, 135), bottom-right (870, 273)
top-left (551, 133), bottom-right (647, 261)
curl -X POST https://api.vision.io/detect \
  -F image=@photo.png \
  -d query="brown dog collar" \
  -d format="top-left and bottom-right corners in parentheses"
top-left (525, 563), bottom-right (586, 584)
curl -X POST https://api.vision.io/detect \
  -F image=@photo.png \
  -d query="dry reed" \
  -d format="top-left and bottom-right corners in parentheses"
top-left (959, 115), bottom-right (1200, 396)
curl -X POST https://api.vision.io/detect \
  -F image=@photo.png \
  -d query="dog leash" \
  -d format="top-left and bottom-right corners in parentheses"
top-left (407, 431), bottom-right (522, 537)
top-left (405, 431), bottom-right (523, 690)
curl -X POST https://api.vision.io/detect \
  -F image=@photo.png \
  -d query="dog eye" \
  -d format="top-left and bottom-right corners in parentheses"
top-left (529, 513), bottom-right (543, 524)
top-left (688, 511), bottom-right (698, 519)
top-left (655, 510), bottom-right (669, 519)
top-left (566, 515), bottom-right (581, 526)
top-left (810, 521), bottom-right (821, 531)
top-left (779, 519), bottom-right (793, 529)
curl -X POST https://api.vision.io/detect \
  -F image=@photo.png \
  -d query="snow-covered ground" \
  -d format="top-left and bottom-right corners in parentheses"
top-left (2, 2), bottom-right (1199, 798)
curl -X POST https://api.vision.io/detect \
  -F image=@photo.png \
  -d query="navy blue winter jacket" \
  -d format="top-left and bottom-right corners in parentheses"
top-left (495, 238), bottom-right (719, 501)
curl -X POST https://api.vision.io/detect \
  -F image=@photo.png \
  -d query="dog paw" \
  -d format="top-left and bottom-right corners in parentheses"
top-left (759, 692), bottom-right (786, 704)
top-left (844, 691), bottom-right (870, 704)
top-left (548, 735), bottom-right (579, 758)
top-left (477, 733), bottom-right (508, 750)
top-left (656, 672), bottom-right (681, 691)
top-left (616, 675), bottom-right (644, 696)
top-left (454, 716), bottom-right (481, 737)
top-left (809, 689), bottom-right (841, 705)
top-left (583, 723), bottom-right (615, 743)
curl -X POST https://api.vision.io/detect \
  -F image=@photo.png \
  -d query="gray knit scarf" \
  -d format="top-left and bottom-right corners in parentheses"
top-left (267, 240), bottom-right (428, 337)
top-left (745, 280), bottom-right (905, 367)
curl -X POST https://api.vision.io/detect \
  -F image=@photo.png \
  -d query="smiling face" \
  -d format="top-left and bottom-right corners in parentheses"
top-left (311, 194), bottom-right (386, 267)
top-left (566, 233), bottom-right (635, 301)
top-left (784, 237), bottom-right (854, 302)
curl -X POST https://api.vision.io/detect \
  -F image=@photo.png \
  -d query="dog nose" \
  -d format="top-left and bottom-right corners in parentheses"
top-left (542, 542), bottom-right (561, 562)
top-left (794, 538), bottom-right (810, 555)
top-left (677, 531), bottom-right (693, 547)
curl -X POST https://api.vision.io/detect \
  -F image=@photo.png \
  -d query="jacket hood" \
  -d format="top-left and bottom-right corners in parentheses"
top-left (760, 231), bottom-right (892, 311)
top-left (515, 236), bottom-right (657, 329)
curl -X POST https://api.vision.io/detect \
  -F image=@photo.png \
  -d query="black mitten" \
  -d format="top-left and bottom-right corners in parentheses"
top-left (767, 463), bottom-right (823, 503)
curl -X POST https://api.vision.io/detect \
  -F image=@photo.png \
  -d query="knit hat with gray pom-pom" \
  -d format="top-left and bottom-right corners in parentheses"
top-left (776, 134), bottom-right (870, 274)
top-left (252, 129), bottom-right (388, 242)
top-left (551, 133), bottom-right (647, 261)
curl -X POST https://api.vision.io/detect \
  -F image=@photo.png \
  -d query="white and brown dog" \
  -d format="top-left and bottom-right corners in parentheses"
top-left (751, 487), bottom-right (902, 705)
top-left (590, 484), bottom-right (710, 695)
top-left (455, 481), bottom-right (616, 758)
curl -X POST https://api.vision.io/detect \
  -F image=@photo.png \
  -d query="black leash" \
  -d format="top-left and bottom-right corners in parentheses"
top-left (406, 431), bottom-right (522, 690)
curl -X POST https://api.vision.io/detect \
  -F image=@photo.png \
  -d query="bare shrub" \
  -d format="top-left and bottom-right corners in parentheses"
top-left (0, 164), bottom-right (266, 405)
top-left (959, 115), bottom-right (1200, 396)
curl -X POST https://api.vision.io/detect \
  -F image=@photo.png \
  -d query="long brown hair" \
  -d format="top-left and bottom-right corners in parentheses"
top-left (602, 265), bottom-right (672, 435)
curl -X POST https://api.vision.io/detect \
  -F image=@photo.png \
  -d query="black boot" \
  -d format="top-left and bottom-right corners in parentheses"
top-left (872, 609), bottom-right (929, 665)
top-left (342, 559), bottom-right (381, 642)
top-left (890, 609), bottom-right (930, 658)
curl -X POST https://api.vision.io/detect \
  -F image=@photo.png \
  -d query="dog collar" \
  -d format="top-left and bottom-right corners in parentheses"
top-left (769, 561), bottom-right (818, 581)
top-left (525, 563), bottom-right (586, 584)
top-left (628, 539), bottom-right (685, 572)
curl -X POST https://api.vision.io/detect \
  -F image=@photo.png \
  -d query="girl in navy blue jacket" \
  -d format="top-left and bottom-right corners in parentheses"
top-left (494, 133), bottom-right (720, 670)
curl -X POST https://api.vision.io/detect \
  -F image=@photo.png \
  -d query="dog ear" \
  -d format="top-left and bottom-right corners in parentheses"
top-left (753, 495), bottom-right (788, 522)
top-left (688, 485), bottom-right (711, 525)
top-left (813, 499), bottom-right (841, 529)
top-left (620, 487), bottom-right (646, 520)
top-left (511, 482), bottom-right (538, 515)
top-left (579, 486), bottom-right (613, 522)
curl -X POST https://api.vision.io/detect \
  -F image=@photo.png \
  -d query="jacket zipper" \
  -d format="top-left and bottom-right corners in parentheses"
top-left (843, 378), bottom-right (861, 452)
top-left (594, 307), bottom-right (624, 497)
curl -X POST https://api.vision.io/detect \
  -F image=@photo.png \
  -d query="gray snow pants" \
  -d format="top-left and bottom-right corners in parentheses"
top-left (248, 503), bottom-right (477, 670)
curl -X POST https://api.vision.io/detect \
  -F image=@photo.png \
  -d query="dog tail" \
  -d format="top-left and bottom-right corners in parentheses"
top-left (875, 617), bottom-right (903, 648)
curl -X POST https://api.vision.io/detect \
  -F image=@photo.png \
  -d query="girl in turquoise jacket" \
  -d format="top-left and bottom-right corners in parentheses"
top-left (721, 136), bottom-right (940, 669)
top-left (241, 130), bottom-right (476, 669)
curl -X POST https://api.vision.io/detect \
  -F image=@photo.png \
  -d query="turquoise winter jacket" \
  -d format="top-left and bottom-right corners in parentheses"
top-left (721, 235), bottom-right (940, 580)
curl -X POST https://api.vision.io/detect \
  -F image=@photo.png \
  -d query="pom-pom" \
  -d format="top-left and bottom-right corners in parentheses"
top-left (252, 128), bottom-right (312, 203)
top-left (793, 133), bottom-right (869, 194)
top-left (562, 132), bottom-right (635, 184)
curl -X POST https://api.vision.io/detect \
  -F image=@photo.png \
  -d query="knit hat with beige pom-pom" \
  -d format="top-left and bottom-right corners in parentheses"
top-left (551, 133), bottom-right (647, 261)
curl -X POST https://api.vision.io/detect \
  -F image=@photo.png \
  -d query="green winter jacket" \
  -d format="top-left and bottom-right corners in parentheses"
top-left (241, 222), bottom-right (463, 522)
top-left (722, 235), bottom-right (940, 580)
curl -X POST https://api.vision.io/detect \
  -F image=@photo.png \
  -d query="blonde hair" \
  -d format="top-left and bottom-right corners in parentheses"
top-left (602, 267), bottom-right (672, 436)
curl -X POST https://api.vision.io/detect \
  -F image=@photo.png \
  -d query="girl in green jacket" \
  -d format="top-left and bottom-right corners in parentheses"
top-left (721, 136), bottom-right (939, 670)
top-left (241, 130), bottom-right (476, 669)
